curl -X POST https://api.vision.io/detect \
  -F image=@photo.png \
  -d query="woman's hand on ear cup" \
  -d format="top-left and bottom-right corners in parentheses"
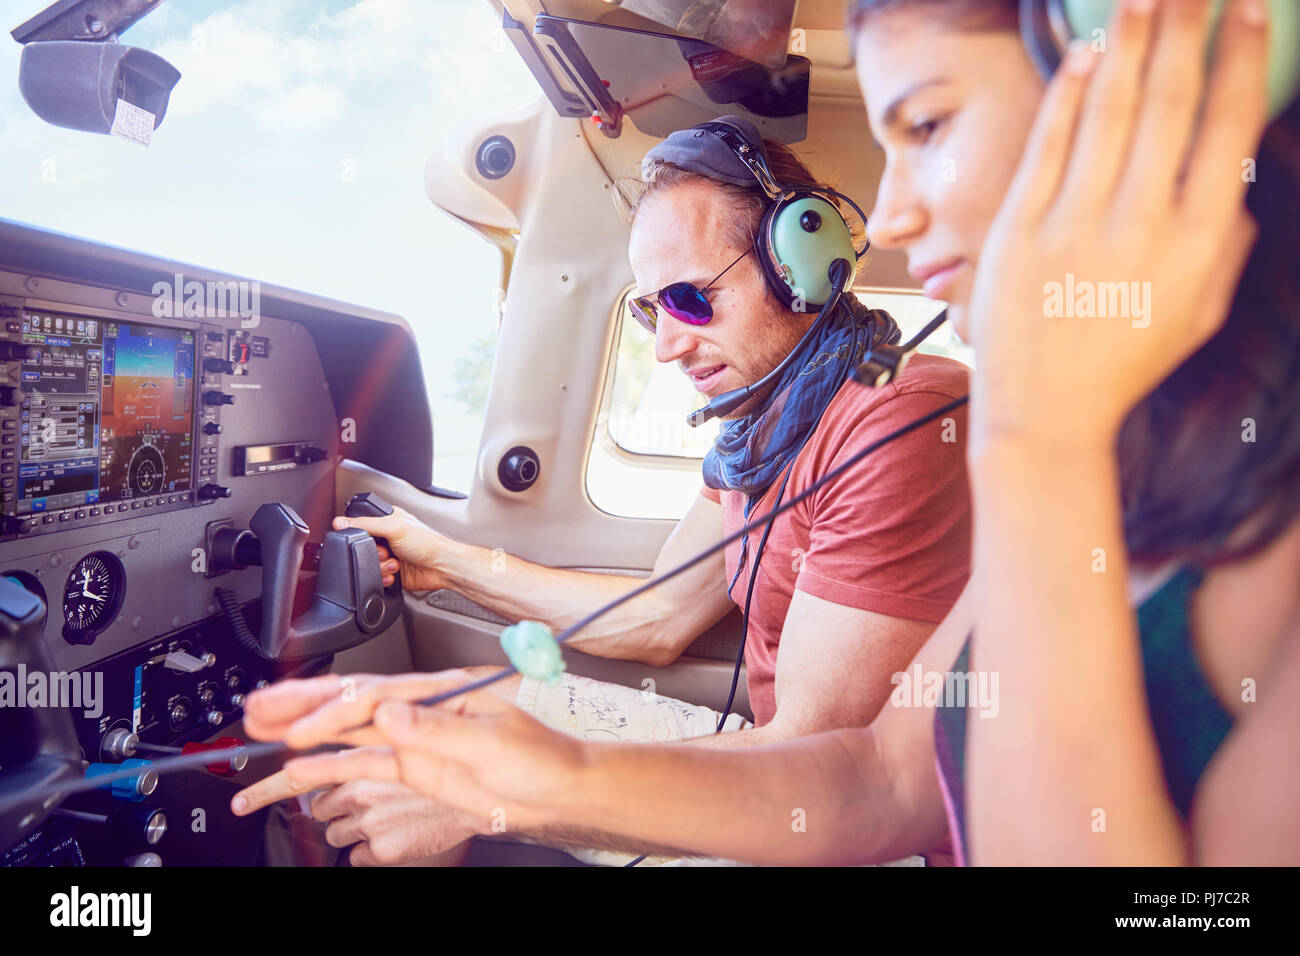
top-left (967, 0), bottom-right (1269, 454)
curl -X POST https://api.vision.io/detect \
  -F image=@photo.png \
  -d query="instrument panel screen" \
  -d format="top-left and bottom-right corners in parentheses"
top-left (12, 312), bottom-right (195, 515)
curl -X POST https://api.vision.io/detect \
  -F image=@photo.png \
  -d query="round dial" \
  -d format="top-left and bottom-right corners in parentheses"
top-left (62, 551), bottom-right (126, 645)
top-left (127, 442), bottom-right (166, 496)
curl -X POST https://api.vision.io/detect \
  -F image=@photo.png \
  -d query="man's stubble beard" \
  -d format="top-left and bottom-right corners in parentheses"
top-left (718, 308), bottom-right (812, 422)
top-left (720, 376), bottom-right (781, 422)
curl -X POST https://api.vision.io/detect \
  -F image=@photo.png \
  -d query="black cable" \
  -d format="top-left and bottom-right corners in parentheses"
top-left (717, 465), bottom-right (792, 732)
top-left (633, 306), bottom-right (868, 866)
top-left (1, 740), bottom-right (292, 811)
top-left (713, 304), bottom-right (866, 733)
top-left (214, 586), bottom-right (273, 660)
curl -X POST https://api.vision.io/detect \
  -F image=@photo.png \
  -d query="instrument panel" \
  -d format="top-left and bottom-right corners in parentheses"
top-left (0, 290), bottom-right (338, 867)
top-left (2, 309), bottom-right (231, 539)
top-left (0, 219), bottom-right (430, 866)
top-left (0, 299), bottom-right (338, 673)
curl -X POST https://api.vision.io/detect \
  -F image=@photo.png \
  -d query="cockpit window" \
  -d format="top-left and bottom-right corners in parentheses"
top-left (1, 0), bottom-right (535, 492)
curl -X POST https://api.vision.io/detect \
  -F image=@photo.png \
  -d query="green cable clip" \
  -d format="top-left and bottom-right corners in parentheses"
top-left (499, 620), bottom-right (566, 685)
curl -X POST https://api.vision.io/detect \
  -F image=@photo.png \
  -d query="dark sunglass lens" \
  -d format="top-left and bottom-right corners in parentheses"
top-left (660, 283), bottom-right (712, 325)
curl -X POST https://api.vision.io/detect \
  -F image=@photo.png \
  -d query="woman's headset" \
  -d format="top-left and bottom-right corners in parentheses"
top-left (1020, 0), bottom-right (1300, 118)
top-left (690, 120), bottom-right (871, 309)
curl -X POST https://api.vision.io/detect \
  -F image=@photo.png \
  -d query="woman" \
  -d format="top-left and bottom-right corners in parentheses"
top-left (238, 0), bottom-right (1300, 865)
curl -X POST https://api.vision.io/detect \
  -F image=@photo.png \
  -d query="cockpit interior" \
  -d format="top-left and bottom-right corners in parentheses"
top-left (2, 0), bottom-right (1298, 897)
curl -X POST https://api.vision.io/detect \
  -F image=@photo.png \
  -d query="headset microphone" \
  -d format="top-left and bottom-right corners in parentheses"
top-left (687, 257), bottom-right (853, 428)
top-left (853, 308), bottom-right (950, 388)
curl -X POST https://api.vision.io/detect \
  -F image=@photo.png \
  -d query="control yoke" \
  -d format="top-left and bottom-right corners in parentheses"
top-left (213, 493), bottom-right (404, 660)
top-left (0, 578), bottom-right (81, 850)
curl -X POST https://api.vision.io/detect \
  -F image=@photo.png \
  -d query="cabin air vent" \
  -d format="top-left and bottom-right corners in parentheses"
top-left (498, 445), bottom-right (541, 493)
top-left (476, 136), bottom-right (516, 180)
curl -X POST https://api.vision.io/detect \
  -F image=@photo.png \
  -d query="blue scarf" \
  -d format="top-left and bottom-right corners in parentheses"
top-left (701, 296), bottom-right (900, 511)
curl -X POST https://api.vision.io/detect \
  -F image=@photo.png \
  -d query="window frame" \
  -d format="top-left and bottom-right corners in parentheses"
top-left (592, 285), bottom-right (715, 471)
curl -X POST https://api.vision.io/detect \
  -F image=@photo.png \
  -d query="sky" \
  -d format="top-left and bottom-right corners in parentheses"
top-left (1, 0), bottom-right (539, 490)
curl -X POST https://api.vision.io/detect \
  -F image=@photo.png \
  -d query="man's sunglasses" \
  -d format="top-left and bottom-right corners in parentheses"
top-left (628, 245), bottom-right (754, 334)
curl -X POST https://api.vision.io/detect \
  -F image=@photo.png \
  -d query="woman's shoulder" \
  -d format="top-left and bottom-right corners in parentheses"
top-left (1190, 514), bottom-right (1300, 717)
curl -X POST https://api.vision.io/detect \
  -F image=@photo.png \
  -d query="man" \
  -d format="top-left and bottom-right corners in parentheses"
top-left (233, 116), bottom-right (970, 866)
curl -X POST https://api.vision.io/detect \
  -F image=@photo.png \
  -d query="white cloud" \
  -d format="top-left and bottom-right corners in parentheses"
top-left (257, 82), bottom-right (347, 129)
top-left (149, 0), bottom-right (516, 128)
top-left (153, 8), bottom-right (329, 121)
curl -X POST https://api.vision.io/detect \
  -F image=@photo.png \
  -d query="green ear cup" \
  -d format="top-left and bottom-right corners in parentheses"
top-left (767, 196), bottom-right (856, 307)
top-left (1061, 0), bottom-right (1300, 119)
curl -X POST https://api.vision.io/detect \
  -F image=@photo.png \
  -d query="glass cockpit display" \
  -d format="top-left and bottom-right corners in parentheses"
top-left (13, 312), bottom-right (195, 514)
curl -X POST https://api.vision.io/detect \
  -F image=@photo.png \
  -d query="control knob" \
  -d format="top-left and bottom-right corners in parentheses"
top-left (85, 759), bottom-right (157, 801)
top-left (53, 805), bottom-right (167, 846)
top-left (100, 727), bottom-right (139, 761)
top-left (130, 736), bottom-right (248, 776)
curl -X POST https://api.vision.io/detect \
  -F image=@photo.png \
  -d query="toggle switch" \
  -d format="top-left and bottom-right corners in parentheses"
top-left (162, 649), bottom-right (213, 673)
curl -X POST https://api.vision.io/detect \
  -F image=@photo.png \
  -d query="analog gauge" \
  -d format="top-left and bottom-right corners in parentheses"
top-left (1, 571), bottom-right (48, 631)
top-left (62, 551), bottom-right (126, 645)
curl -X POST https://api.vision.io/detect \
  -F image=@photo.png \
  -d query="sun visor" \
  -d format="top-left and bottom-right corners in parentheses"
top-left (605, 1), bottom-right (796, 69)
top-left (511, 13), bottom-right (809, 143)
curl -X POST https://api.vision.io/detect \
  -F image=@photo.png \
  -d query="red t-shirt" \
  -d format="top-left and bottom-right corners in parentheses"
top-left (700, 353), bottom-right (972, 726)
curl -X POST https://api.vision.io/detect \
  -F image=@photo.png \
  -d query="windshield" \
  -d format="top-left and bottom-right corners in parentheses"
top-left (1, 0), bottom-right (537, 491)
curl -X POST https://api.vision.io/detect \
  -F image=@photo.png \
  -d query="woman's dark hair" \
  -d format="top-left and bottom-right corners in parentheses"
top-left (850, 0), bottom-right (1300, 567)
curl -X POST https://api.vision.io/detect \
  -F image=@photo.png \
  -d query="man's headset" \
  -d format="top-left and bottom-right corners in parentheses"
top-left (688, 121), bottom-right (869, 309)
top-left (683, 120), bottom-right (873, 427)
